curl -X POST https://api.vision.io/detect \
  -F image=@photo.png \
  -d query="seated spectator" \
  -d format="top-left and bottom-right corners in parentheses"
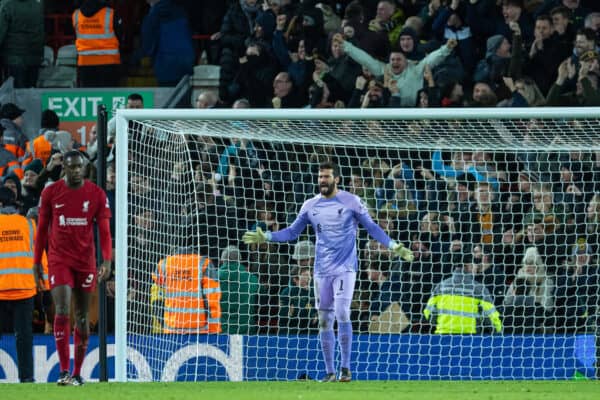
top-left (232, 40), bottom-right (278, 107)
top-left (424, 253), bottom-right (503, 334)
top-left (219, 245), bottom-right (261, 335)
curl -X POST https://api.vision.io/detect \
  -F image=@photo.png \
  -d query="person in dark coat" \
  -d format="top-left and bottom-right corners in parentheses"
top-left (141, 0), bottom-right (195, 86)
top-left (0, 0), bottom-right (44, 88)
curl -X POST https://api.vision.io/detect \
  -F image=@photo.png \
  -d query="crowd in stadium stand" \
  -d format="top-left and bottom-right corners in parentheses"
top-left (1, 0), bottom-right (600, 337)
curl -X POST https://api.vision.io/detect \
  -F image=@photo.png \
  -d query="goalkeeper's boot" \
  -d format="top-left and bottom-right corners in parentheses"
top-left (339, 368), bottom-right (352, 383)
top-left (71, 375), bottom-right (85, 386)
top-left (57, 370), bottom-right (71, 386)
top-left (321, 373), bottom-right (337, 382)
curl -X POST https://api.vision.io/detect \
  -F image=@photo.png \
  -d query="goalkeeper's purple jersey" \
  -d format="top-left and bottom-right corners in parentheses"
top-left (270, 190), bottom-right (394, 277)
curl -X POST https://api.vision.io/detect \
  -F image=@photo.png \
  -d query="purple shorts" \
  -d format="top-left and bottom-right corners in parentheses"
top-left (314, 271), bottom-right (356, 311)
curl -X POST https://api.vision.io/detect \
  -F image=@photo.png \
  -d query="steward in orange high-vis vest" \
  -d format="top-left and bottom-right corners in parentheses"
top-left (0, 187), bottom-right (45, 382)
top-left (72, 6), bottom-right (120, 66)
top-left (152, 248), bottom-right (221, 334)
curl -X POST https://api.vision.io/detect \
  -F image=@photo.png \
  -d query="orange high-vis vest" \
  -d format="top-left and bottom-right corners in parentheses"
top-left (153, 254), bottom-right (221, 334)
top-left (0, 216), bottom-right (42, 300)
top-left (22, 135), bottom-right (52, 167)
top-left (72, 7), bottom-right (120, 66)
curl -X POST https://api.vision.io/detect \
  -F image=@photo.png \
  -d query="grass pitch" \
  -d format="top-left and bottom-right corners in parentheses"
top-left (2, 381), bottom-right (599, 400)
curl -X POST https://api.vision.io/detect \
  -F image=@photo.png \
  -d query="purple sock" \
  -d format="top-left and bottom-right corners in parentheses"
top-left (320, 330), bottom-right (336, 374)
top-left (338, 321), bottom-right (353, 370)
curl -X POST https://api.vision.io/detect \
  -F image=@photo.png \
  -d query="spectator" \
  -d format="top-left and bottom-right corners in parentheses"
top-left (73, 0), bottom-right (122, 87)
top-left (431, 0), bottom-right (476, 77)
top-left (334, 33), bottom-right (457, 107)
top-left (0, 0), bottom-right (44, 88)
top-left (195, 90), bottom-right (219, 109)
top-left (525, 14), bottom-right (568, 95)
top-left (507, 246), bottom-right (555, 313)
top-left (501, 276), bottom-right (546, 333)
top-left (0, 187), bottom-right (40, 382)
top-left (584, 11), bottom-right (600, 41)
top-left (21, 109), bottom-right (59, 168)
top-left (140, 0), bottom-right (195, 87)
top-left (215, 0), bottom-right (264, 100)
top-left (271, 71), bottom-right (305, 107)
top-left (151, 247), bottom-right (221, 333)
top-left (473, 23), bottom-right (524, 97)
top-left (553, 239), bottom-right (599, 332)
top-left (365, 260), bottom-right (410, 334)
top-left (535, 0), bottom-right (591, 30)
top-left (550, 6), bottom-right (578, 57)
top-left (233, 40), bottom-right (278, 107)
top-left (20, 159), bottom-right (43, 214)
top-left (107, 93), bottom-right (144, 144)
top-left (3, 174), bottom-right (23, 214)
top-left (501, 76), bottom-right (547, 106)
top-left (219, 245), bottom-right (261, 335)
top-left (469, 81), bottom-right (498, 106)
top-left (278, 260), bottom-right (319, 334)
top-left (424, 253), bottom-right (503, 334)
top-left (0, 103), bottom-right (28, 160)
top-left (368, 0), bottom-right (405, 46)
top-left (546, 53), bottom-right (600, 106)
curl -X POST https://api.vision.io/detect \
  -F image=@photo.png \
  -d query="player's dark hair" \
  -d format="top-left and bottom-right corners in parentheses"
top-left (63, 150), bottom-right (83, 162)
top-left (319, 160), bottom-right (340, 177)
top-left (127, 93), bottom-right (144, 103)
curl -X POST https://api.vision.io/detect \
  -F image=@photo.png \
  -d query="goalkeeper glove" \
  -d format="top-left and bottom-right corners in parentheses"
top-left (242, 227), bottom-right (268, 245)
top-left (390, 242), bottom-right (414, 262)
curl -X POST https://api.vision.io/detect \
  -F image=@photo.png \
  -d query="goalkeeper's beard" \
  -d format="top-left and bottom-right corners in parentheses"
top-left (320, 182), bottom-right (336, 197)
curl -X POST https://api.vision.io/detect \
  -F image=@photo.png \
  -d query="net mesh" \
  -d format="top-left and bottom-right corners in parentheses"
top-left (120, 112), bottom-right (600, 381)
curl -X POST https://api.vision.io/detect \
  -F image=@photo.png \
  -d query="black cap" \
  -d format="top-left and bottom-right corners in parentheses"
top-left (0, 103), bottom-right (25, 120)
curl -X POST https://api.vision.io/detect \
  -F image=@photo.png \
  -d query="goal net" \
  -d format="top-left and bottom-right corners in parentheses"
top-left (115, 108), bottom-right (600, 382)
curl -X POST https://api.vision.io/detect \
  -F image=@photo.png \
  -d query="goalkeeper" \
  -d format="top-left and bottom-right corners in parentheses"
top-left (243, 161), bottom-right (413, 382)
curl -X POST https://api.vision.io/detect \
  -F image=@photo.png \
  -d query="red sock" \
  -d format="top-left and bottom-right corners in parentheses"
top-left (72, 328), bottom-right (88, 377)
top-left (53, 315), bottom-right (71, 372)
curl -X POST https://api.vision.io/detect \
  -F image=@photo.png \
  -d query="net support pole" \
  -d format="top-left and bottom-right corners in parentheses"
top-left (96, 104), bottom-right (108, 382)
top-left (114, 111), bottom-right (129, 382)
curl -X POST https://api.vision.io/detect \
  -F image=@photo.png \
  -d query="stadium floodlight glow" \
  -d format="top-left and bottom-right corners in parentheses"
top-left (115, 107), bottom-right (600, 382)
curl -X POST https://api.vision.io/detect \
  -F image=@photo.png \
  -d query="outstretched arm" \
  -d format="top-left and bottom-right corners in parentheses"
top-left (243, 209), bottom-right (310, 244)
top-left (356, 208), bottom-right (413, 261)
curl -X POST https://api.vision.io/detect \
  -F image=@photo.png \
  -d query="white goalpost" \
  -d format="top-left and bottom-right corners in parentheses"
top-left (115, 107), bottom-right (600, 382)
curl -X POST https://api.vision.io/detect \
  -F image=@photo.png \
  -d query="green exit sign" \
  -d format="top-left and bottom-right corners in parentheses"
top-left (41, 91), bottom-right (154, 122)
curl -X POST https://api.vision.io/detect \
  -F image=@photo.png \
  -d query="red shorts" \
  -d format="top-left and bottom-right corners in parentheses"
top-left (49, 264), bottom-right (97, 292)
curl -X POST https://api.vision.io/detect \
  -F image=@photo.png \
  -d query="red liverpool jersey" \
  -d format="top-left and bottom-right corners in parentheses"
top-left (36, 180), bottom-right (111, 271)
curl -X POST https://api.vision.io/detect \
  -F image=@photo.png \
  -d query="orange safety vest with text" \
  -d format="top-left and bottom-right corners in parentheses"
top-left (72, 7), bottom-right (120, 66)
top-left (153, 253), bottom-right (221, 334)
top-left (0, 216), bottom-right (44, 300)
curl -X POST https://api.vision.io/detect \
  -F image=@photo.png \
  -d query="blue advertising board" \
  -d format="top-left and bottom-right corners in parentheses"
top-left (0, 334), bottom-right (595, 382)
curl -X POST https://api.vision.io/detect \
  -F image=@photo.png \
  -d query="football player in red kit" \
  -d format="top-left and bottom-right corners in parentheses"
top-left (33, 150), bottom-right (112, 386)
